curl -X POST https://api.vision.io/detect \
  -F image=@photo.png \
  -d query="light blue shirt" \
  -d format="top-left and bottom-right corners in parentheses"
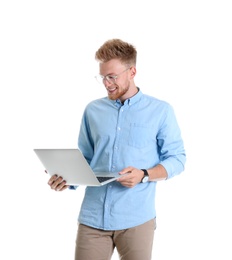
top-left (74, 89), bottom-right (186, 230)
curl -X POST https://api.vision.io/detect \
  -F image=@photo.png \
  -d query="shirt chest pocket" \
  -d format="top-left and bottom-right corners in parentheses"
top-left (128, 123), bottom-right (156, 149)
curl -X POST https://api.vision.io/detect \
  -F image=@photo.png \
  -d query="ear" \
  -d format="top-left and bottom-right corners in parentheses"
top-left (130, 66), bottom-right (136, 79)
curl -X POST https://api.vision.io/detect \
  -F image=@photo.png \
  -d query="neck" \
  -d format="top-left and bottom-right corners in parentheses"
top-left (120, 85), bottom-right (138, 103)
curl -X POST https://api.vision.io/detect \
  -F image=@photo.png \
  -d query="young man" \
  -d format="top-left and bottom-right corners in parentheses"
top-left (48, 39), bottom-right (186, 260)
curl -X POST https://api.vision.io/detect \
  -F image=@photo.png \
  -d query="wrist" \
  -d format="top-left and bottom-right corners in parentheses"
top-left (140, 169), bottom-right (149, 183)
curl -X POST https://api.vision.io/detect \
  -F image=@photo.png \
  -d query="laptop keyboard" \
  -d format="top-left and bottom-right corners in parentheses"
top-left (96, 176), bottom-right (115, 183)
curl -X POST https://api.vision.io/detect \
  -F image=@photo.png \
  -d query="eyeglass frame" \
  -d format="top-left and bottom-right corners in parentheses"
top-left (95, 67), bottom-right (131, 84)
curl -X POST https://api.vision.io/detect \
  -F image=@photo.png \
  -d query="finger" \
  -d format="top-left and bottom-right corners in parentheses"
top-left (48, 174), bottom-right (58, 185)
top-left (55, 180), bottom-right (67, 191)
top-left (119, 169), bottom-right (132, 175)
top-left (59, 184), bottom-right (69, 191)
top-left (118, 179), bottom-right (133, 187)
top-left (49, 176), bottom-right (64, 189)
top-left (52, 177), bottom-right (64, 188)
top-left (118, 173), bottom-right (134, 182)
top-left (122, 182), bottom-right (135, 188)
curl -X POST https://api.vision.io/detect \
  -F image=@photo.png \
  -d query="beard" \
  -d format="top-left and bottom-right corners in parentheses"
top-left (107, 83), bottom-right (130, 101)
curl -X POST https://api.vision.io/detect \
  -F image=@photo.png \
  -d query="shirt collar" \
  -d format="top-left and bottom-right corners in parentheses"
top-left (112, 87), bottom-right (142, 107)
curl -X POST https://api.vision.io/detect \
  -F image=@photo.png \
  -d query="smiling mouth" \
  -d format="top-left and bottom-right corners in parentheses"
top-left (107, 87), bottom-right (117, 93)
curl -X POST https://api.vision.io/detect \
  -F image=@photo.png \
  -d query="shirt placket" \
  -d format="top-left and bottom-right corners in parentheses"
top-left (103, 104), bottom-right (126, 229)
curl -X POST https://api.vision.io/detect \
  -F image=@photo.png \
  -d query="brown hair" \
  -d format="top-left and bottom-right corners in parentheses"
top-left (95, 39), bottom-right (137, 66)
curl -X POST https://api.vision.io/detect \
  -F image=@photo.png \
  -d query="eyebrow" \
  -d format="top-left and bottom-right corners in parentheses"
top-left (100, 72), bottom-right (117, 77)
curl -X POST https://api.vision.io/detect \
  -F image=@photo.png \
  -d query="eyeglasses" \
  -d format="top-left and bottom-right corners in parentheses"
top-left (95, 67), bottom-right (130, 84)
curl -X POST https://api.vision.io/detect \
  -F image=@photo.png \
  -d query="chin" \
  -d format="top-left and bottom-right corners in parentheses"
top-left (108, 96), bottom-right (117, 100)
top-left (107, 93), bottom-right (118, 100)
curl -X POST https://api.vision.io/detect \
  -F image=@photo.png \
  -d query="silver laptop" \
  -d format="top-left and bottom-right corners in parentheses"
top-left (34, 148), bottom-right (124, 186)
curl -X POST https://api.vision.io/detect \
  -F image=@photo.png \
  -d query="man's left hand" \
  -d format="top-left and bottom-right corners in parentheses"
top-left (117, 167), bottom-right (144, 188)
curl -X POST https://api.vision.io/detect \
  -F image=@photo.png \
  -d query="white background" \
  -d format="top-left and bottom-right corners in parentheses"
top-left (1, 0), bottom-right (231, 259)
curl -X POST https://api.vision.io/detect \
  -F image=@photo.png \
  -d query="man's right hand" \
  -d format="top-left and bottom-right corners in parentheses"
top-left (47, 172), bottom-right (70, 191)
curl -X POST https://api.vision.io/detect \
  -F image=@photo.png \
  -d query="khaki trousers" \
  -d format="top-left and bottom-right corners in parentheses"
top-left (75, 218), bottom-right (156, 260)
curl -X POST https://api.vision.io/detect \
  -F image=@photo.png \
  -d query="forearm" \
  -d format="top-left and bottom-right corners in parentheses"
top-left (147, 164), bottom-right (168, 181)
